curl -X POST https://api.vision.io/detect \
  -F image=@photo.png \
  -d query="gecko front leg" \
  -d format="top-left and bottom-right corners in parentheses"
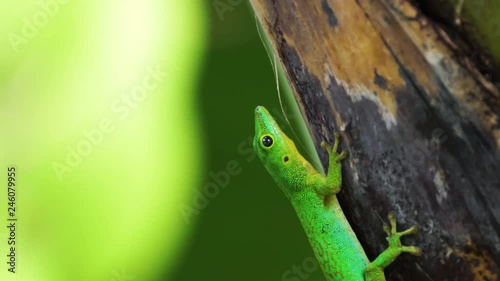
top-left (312, 133), bottom-right (347, 196)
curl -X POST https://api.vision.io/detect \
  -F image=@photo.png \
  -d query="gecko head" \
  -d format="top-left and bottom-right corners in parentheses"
top-left (253, 106), bottom-right (298, 191)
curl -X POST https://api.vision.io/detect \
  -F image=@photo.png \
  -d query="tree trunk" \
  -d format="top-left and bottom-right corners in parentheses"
top-left (249, 0), bottom-right (500, 280)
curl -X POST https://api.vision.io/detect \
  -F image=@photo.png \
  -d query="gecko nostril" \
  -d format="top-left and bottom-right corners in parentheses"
top-left (255, 106), bottom-right (263, 116)
top-left (283, 156), bottom-right (289, 162)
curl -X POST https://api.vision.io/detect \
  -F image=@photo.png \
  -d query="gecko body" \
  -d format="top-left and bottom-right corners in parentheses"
top-left (253, 106), bottom-right (421, 281)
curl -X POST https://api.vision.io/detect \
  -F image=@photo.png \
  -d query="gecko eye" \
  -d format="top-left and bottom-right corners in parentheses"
top-left (261, 135), bottom-right (273, 148)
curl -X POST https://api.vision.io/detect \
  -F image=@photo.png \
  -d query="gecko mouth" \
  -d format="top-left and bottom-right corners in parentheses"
top-left (254, 106), bottom-right (272, 130)
top-left (254, 106), bottom-right (265, 134)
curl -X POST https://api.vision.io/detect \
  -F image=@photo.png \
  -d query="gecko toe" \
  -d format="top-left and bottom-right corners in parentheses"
top-left (321, 141), bottom-right (331, 151)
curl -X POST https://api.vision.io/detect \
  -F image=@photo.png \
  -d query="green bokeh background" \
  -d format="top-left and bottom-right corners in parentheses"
top-left (172, 2), bottom-right (323, 281)
top-left (0, 1), bottom-right (324, 281)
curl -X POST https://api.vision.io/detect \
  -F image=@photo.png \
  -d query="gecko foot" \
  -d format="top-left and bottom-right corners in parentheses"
top-left (321, 133), bottom-right (347, 162)
top-left (365, 213), bottom-right (421, 280)
top-left (318, 133), bottom-right (347, 195)
top-left (383, 213), bottom-right (422, 256)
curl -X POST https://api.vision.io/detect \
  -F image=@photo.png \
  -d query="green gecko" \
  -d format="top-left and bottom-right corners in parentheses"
top-left (253, 105), bottom-right (421, 281)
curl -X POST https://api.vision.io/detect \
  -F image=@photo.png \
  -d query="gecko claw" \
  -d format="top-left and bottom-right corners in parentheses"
top-left (338, 151), bottom-right (347, 160)
top-left (333, 133), bottom-right (340, 152)
top-left (321, 141), bottom-right (331, 150)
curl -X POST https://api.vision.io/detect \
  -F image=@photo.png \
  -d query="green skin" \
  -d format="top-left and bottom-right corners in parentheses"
top-left (253, 106), bottom-right (421, 281)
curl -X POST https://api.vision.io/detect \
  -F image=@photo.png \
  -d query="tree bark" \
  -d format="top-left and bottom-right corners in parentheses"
top-left (416, 0), bottom-right (500, 82)
top-left (249, 0), bottom-right (500, 280)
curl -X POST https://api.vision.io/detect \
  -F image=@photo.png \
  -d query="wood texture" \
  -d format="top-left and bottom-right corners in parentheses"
top-left (249, 0), bottom-right (500, 280)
